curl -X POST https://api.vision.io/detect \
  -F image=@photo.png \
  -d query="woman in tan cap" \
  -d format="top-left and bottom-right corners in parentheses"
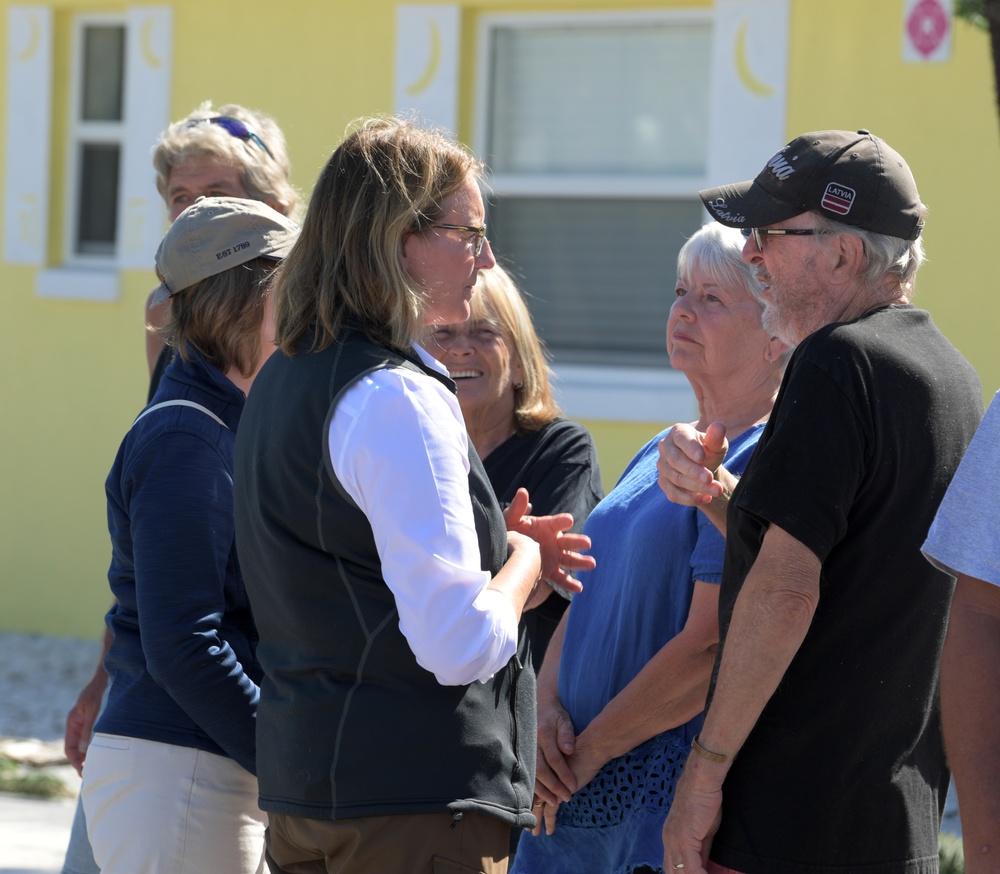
top-left (80, 198), bottom-right (298, 874)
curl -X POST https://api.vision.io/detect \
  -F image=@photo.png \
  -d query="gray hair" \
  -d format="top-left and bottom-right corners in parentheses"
top-left (677, 222), bottom-right (763, 303)
top-left (813, 212), bottom-right (924, 298)
top-left (678, 222), bottom-right (793, 370)
top-left (153, 101), bottom-right (300, 220)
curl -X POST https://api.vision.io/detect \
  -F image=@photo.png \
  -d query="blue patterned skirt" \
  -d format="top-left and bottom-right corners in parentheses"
top-left (511, 730), bottom-right (690, 874)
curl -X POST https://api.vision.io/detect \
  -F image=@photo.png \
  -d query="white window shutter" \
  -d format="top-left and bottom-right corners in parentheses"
top-left (118, 5), bottom-right (172, 269)
top-left (706, 0), bottom-right (790, 187)
top-left (4, 5), bottom-right (52, 266)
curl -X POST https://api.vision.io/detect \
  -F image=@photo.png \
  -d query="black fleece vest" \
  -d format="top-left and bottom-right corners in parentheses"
top-left (234, 329), bottom-right (536, 825)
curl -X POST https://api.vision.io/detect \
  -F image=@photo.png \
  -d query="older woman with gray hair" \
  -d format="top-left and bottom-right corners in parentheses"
top-left (512, 222), bottom-right (787, 874)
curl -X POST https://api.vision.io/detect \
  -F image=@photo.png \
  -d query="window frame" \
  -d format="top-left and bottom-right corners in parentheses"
top-left (473, 8), bottom-right (712, 422)
top-left (63, 12), bottom-right (128, 268)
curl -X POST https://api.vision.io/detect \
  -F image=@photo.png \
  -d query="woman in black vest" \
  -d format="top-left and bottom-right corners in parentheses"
top-left (233, 116), bottom-right (593, 874)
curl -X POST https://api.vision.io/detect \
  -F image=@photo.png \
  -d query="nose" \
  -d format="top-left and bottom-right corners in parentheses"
top-left (741, 235), bottom-right (762, 265)
top-left (476, 236), bottom-right (497, 270)
top-left (669, 294), bottom-right (693, 321)
top-left (448, 331), bottom-right (474, 356)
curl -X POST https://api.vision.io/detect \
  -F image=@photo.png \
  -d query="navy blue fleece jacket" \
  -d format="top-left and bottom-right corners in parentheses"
top-left (95, 349), bottom-right (262, 774)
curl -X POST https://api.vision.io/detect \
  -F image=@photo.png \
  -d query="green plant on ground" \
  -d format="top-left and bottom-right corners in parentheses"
top-left (940, 832), bottom-right (965, 874)
top-left (0, 754), bottom-right (70, 799)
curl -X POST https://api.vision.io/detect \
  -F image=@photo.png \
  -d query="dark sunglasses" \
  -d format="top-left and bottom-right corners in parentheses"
top-left (188, 116), bottom-right (274, 159)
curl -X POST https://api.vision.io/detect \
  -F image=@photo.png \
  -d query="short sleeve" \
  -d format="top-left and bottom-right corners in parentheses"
top-left (923, 390), bottom-right (1000, 586)
top-left (734, 358), bottom-right (867, 562)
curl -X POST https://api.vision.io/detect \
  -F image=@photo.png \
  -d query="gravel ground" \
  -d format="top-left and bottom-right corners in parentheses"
top-left (0, 632), bottom-right (101, 744)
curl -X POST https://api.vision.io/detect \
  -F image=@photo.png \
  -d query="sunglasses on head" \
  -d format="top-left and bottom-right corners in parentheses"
top-left (188, 116), bottom-right (274, 159)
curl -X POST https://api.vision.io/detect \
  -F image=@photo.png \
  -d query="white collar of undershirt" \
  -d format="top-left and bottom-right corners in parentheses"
top-left (412, 343), bottom-right (449, 377)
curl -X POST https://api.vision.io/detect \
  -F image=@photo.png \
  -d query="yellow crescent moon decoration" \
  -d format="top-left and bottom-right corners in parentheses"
top-left (405, 19), bottom-right (441, 97)
top-left (16, 13), bottom-right (41, 62)
top-left (141, 18), bottom-right (162, 69)
top-left (734, 19), bottom-right (773, 98)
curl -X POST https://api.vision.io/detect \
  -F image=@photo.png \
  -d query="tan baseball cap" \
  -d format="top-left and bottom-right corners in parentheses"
top-left (151, 196), bottom-right (299, 306)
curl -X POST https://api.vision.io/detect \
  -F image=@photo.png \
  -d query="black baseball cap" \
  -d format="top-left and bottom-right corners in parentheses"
top-left (700, 130), bottom-right (925, 241)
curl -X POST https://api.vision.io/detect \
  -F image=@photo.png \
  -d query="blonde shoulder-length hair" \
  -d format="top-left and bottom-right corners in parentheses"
top-left (273, 116), bottom-right (482, 355)
top-left (470, 264), bottom-right (562, 432)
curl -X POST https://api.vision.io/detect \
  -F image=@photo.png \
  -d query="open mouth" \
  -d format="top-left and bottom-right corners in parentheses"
top-left (449, 370), bottom-right (482, 380)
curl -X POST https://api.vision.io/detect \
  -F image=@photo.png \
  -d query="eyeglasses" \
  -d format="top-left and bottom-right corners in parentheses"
top-left (431, 223), bottom-right (488, 256)
top-left (188, 116), bottom-right (274, 159)
top-left (741, 227), bottom-right (832, 251)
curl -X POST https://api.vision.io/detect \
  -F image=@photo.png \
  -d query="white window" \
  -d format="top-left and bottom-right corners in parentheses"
top-left (4, 6), bottom-right (171, 300)
top-left (67, 16), bottom-right (126, 263)
top-left (476, 11), bottom-right (712, 420)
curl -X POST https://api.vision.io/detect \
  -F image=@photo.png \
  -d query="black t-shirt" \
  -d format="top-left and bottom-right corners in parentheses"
top-left (481, 417), bottom-right (604, 670)
top-left (711, 305), bottom-right (982, 873)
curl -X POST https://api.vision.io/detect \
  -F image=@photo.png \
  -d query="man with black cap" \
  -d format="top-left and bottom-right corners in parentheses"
top-left (656, 130), bottom-right (983, 873)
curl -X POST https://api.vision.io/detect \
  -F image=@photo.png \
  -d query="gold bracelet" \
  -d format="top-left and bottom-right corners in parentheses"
top-left (690, 734), bottom-right (729, 764)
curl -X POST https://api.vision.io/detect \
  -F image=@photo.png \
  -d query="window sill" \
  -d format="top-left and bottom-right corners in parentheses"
top-left (550, 362), bottom-right (695, 424)
top-left (36, 267), bottom-right (119, 302)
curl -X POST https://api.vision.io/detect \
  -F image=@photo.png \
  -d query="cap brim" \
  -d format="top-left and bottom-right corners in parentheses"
top-left (149, 282), bottom-right (172, 308)
top-left (700, 179), bottom-right (806, 229)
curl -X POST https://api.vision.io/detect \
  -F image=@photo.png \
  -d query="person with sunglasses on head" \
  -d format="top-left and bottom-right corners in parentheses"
top-left (60, 101), bottom-right (298, 874)
top-left (657, 131), bottom-right (982, 874)
top-left (79, 197), bottom-right (298, 874)
top-left (233, 116), bottom-right (594, 874)
top-left (145, 101), bottom-right (300, 395)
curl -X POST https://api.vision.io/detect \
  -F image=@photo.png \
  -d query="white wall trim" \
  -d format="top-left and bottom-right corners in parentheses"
top-left (36, 268), bottom-right (119, 301)
top-left (551, 363), bottom-right (696, 424)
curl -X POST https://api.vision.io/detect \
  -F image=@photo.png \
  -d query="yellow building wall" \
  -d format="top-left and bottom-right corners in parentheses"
top-left (1, 0), bottom-right (997, 637)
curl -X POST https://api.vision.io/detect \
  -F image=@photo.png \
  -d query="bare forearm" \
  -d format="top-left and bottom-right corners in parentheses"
top-left (577, 632), bottom-right (716, 764)
top-left (699, 466), bottom-right (739, 536)
top-left (90, 625), bottom-right (113, 684)
top-left (941, 574), bottom-right (1000, 870)
top-left (699, 526), bottom-right (819, 757)
top-left (537, 608), bottom-right (569, 703)
top-left (487, 534), bottom-right (542, 621)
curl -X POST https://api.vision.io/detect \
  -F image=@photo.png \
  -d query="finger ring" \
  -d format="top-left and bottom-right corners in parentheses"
top-left (673, 865), bottom-right (685, 870)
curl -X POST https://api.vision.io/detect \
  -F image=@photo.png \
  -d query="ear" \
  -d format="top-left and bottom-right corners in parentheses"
top-left (400, 231), bottom-right (416, 274)
top-left (832, 230), bottom-right (865, 278)
top-left (766, 335), bottom-right (790, 363)
top-left (510, 353), bottom-right (525, 391)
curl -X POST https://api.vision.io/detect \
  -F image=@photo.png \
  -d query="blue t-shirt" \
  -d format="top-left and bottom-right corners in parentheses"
top-left (559, 424), bottom-right (764, 741)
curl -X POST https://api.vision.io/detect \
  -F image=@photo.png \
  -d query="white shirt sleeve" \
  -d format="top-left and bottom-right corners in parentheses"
top-left (327, 347), bottom-right (519, 686)
top-left (922, 389), bottom-right (1000, 586)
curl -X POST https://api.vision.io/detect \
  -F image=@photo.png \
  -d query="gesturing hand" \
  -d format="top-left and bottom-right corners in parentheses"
top-left (657, 422), bottom-right (728, 506)
top-left (504, 488), bottom-right (595, 596)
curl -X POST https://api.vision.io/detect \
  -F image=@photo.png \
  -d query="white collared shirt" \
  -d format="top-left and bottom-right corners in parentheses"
top-left (327, 345), bottom-right (518, 686)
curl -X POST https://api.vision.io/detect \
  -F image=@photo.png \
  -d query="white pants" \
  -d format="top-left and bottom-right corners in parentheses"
top-left (81, 734), bottom-right (266, 874)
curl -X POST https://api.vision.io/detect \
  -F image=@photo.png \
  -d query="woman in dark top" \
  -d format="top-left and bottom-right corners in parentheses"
top-left (426, 263), bottom-right (604, 672)
top-left (81, 197), bottom-right (299, 874)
